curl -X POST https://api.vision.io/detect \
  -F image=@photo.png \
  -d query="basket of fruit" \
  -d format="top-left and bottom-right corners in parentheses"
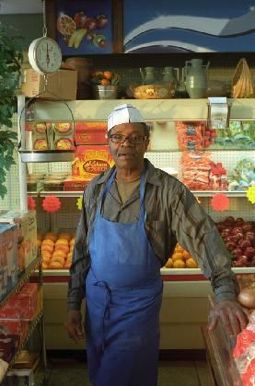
top-left (129, 83), bottom-right (175, 99)
top-left (91, 70), bottom-right (120, 99)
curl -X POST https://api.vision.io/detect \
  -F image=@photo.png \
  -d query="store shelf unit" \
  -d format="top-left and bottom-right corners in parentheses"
top-left (0, 256), bottom-right (47, 385)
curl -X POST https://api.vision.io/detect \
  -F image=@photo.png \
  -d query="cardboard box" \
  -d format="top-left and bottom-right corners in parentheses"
top-left (75, 122), bottom-right (107, 145)
top-left (0, 224), bottom-right (18, 301)
top-left (72, 145), bottom-right (114, 180)
top-left (0, 211), bottom-right (37, 270)
top-left (21, 69), bottom-right (77, 100)
top-left (64, 177), bottom-right (90, 191)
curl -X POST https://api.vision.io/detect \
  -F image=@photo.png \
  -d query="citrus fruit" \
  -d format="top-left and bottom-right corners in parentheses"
top-left (101, 78), bottom-right (110, 86)
top-left (186, 258), bottom-right (198, 268)
top-left (173, 259), bottom-right (186, 268)
top-left (103, 71), bottom-right (113, 80)
top-left (57, 14), bottom-right (76, 36)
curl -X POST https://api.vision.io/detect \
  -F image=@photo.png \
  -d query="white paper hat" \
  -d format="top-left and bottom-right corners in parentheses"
top-left (107, 104), bottom-right (145, 132)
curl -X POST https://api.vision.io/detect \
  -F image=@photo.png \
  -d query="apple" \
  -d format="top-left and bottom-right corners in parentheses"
top-left (232, 248), bottom-right (242, 258)
top-left (245, 247), bottom-right (255, 259)
top-left (225, 242), bottom-right (236, 252)
top-left (235, 255), bottom-right (248, 267)
top-left (240, 239), bottom-right (251, 250)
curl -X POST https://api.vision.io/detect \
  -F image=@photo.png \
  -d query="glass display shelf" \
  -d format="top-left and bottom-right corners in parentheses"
top-left (37, 266), bottom-right (255, 278)
top-left (0, 256), bottom-right (41, 308)
top-left (19, 150), bottom-right (74, 163)
top-left (28, 190), bottom-right (249, 198)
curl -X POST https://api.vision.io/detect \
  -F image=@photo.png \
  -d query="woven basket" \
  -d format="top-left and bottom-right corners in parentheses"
top-left (232, 58), bottom-right (254, 98)
top-left (132, 84), bottom-right (175, 99)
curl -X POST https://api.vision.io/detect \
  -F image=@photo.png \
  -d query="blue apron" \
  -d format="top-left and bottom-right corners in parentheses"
top-left (85, 170), bottom-right (163, 386)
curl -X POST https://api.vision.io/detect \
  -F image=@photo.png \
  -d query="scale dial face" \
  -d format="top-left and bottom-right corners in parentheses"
top-left (28, 37), bottom-right (62, 74)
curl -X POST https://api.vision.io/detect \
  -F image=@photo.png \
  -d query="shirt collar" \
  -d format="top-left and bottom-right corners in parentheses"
top-left (94, 158), bottom-right (162, 187)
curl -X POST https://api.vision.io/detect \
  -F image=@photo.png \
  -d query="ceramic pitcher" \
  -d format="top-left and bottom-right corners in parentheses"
top-left (162, 67), bottom-right (179, 87)
top-left (140, 67), bottom-right (157, 84)
top-left (184, 59), bottom-right (210, 98)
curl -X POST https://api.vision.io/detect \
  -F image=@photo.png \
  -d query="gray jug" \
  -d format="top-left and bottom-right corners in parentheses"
top-left (184, 59), bottom-right (209, 98)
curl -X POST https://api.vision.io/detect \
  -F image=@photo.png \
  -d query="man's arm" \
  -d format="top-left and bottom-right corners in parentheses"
top-left (66, 195), bottom-right (90, 341)
top-left (170, 183), bottom-right (248, 335)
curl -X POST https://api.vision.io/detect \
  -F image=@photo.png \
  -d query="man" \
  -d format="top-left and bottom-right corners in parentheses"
top-left (66, 104), bottom-right (248, 386)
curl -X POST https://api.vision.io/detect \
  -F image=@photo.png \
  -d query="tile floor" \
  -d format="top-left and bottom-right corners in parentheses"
top-left (46, 358), bottom-right (212, 386)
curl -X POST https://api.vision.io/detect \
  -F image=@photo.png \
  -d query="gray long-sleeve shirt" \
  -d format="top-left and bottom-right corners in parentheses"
top-left (68, 159), bottom-right (239, 310)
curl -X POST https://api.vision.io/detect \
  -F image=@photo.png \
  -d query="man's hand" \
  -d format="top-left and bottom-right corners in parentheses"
top-left (208, 299), bottom-right (249, 337)
top-left (65, 310), bottom-right (85, 343)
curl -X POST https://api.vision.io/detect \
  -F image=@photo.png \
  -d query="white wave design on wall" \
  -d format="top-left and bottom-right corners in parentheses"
top-left (124, 40), bottom-right (215, 53)
top-left (124, 8), bottom-right (255, 46)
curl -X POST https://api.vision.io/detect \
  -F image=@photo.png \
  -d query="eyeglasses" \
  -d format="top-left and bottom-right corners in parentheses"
top-left (108, 134), bottom-right (147, 145)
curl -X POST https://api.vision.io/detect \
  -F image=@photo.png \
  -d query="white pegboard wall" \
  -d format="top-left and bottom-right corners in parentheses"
top-left (29, 162), bottom-right (72, 175)
top-left (36, 197), bottom-right (81, 234)
top-left (200, 196), bottom-right (255, 222)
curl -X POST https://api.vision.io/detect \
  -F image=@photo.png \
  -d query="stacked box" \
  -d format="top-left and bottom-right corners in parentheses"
top-left (71, 145), bottom-right (114, 180)
top-left (32, 122), bottom-right (49, 151)
top-left (53, 122), bottom-right (74, 150)
top-left (75, 121), bottom-right (107, 145)
top-left (0, 283), bottom-right (39, 321)
top-left (0, 319), bottom-right (29, 345)
top-left (0, 224), bottom-right (18, 301)
top-left (0, 211), bottom-right (37, 271)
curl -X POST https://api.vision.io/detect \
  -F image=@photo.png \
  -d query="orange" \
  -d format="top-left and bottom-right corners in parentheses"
top-left (175, 244), bottom-right (183, 252)
top-left (64, 262), bottom-right (71, 269)
top-left (51, 256), bottom-right (65, 265)
top-left (57, 14), bottom-right (76, 35)
top-left (52, 250), bottom-right (66, 259)
top-left (58, 233), bottom-right (72, 241)
top-left (44, 233), bottom-right (58, 242)
top-left (55, 244), bottom-right (69, 254)
top-left (101, 78), bottom-right (110, 86)
top-left (55, 238), bottom-right (69, 246)
top-left (42, 255), bottom-right (51, 264)
top-left (165, 258), bottom-right (173, 268)
top-left (182, 250), bottom-right (191, 260)
top-left (103, 71), bottom-right (113, 80)
top-left (67, 252), bottom-right (72, 260)
top-left (41, 250), bottom-right (52, 260)
top-left (41, 244), bottom-right (54, 254)
top-left (42, 239), bottom-right (54, 247)
top-left (173, 259), bottom-right (186, 268)
top-left (37, 239), bottom-right (42, 248)
top-left (172, 252), bottom-right (184, 262)
top-left (42, 262), bottom-right (48, 269)
top-left (49, 261), bottom-right (63, 269)
top-left (186, 258), bottom-right (198, 268)
top-left (70, 238), bottom-right (75, 245)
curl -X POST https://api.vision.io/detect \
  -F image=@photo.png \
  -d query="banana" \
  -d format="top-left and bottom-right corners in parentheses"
top-left (68, 31), bottom-right (77, 48)
top-left (74, 28), bottom-right (87, 49)
top-left (68, 29), bottom-right (87, 48)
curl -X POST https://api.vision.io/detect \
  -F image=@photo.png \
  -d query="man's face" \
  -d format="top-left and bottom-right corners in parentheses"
top-left (108, 123), bottom-right (149, 170)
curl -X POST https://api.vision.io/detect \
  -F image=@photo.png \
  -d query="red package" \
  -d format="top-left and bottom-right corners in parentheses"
top-left (0, 283), bottom-right (38, 320)
top-left (75, 121), bottom-right (107, 145)
top-left (0, 320), bottom-right (29, 344)
top-left (233, 329), bottom-right (255, 358)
